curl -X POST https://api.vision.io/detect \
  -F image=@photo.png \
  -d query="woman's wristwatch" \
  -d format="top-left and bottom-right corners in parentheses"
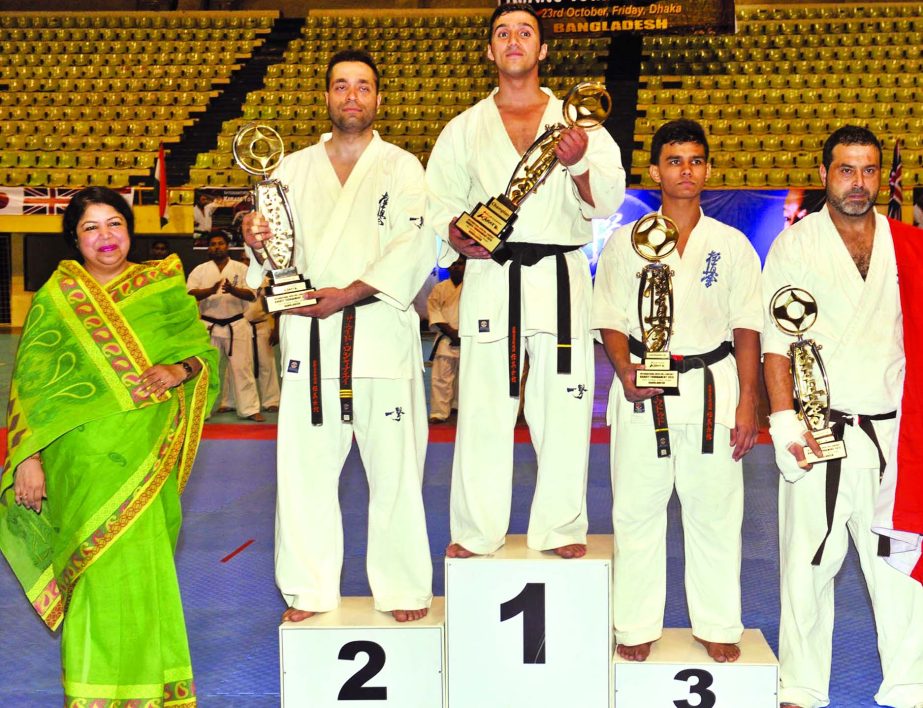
top-left (179, 360), bottom-right (194, 381)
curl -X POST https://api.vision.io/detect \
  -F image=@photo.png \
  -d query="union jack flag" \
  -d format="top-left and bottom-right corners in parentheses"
top-left (22, 188), bottom-right (80, 215)
top-left (888, 141), bottom-right (903, 221)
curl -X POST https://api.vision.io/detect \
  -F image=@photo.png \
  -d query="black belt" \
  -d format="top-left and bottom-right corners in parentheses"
top-left (249, 321), bottom-right (260, 378)
top-left (811, 408), bottom-right (896, 566)
top-left (629, 337), bottom-right (732, 458)
top-left (202, 313), bottom-right (245, 357)
top-left (502, 243), bottom-right (579, 398)
top-left (308, 296), bottom-right (377, 426)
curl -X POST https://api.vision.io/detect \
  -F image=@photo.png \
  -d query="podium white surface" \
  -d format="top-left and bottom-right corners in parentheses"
top-left (613, 628), bottom-right (778, 708)
top-left (446, 535), bottom-right (613, 708)
top-left (280, 596), bottom-right (445, 707)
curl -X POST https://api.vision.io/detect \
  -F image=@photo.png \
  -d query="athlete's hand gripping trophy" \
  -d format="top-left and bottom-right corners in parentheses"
top-left (632, 212), bottom-right (680, 394)
top-left (769, 286), bottom-right (847, 465)
top-left (232, 123), bottom-right (316, 312)
top-left (455, 81), bottom-right (611, 263)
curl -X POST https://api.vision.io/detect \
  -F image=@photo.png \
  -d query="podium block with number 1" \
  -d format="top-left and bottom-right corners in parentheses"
top-left (446, 535), bottom-right (613, 708)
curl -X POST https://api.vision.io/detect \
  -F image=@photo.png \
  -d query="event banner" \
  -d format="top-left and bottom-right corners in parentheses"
top-left (533, 0), bottom-right (736, 37)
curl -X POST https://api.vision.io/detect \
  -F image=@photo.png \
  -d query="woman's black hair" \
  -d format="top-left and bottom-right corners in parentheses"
top-left (61, 186), bottom-right (135, 256)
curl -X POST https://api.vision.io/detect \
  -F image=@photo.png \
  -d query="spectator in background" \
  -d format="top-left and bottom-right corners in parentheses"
top-left (150, 239), bottom-right (170, 260)
top-left (427, 256), bottom-right (465, 424)
top-left (413, 266), bottom-right (440, 330)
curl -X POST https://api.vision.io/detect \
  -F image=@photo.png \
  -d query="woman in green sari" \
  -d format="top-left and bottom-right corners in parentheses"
top-left (0, 187), bottom-right (219, 706)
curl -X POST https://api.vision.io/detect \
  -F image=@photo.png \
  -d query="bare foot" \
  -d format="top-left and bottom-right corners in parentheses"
top-left (445, 543), bottom-right (477, 558)
top-left (281, 607), bottom-right (315, 623)
top-left (216, 406), bottom-right (233, 414)
top-left (694, 635), bottom-right (740, 663)
top-left (265, 405), bottom-right (279, 412)
top-left (552, 543), bottom-right (587, 559)
top-left (392, 608), bottom-right (429, 622)
top-left (248, 412), bottom-right (266, 422)
top-left (780, 704), bottom-right (804, 708)
top-left (617, 641), bottom-right (653, 661)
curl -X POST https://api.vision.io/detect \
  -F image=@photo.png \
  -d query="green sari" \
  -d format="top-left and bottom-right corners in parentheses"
top-left (0, 255), bottom-right (218, 707)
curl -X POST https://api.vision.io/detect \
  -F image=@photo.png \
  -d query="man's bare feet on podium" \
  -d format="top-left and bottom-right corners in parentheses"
top-left (617, 641), bottom-right (653, 661)
top-left (780, 704), bottom-right (804, 708)
top-left (446, 543), bottom-right (476, 558)
top-left (552, 543), bottom-right (587, 559)
top-left (392, 608), bottom-right (429, 622)
top-left (694, 636), bottom-right (740, 662)
top-left (282, 607), bottom-right (315, 623)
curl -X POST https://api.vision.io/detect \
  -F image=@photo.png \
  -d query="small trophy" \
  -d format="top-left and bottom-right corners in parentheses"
top-left (769, 286), bottom-right (847, 463)
top-left (232, 123), bottom-right (316, 312)
top-left (455, 82), bottom-right (612, 264)
top-left (633, 212), bottom-right (680, 393)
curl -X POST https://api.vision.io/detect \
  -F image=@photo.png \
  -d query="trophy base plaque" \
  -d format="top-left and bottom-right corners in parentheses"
top-left (456, 195), bottom-right (518, 263)
top-left (635, 351), bottom-right (679, 395)
top-left (802, 426), bottom-right (847, 464)
top-left (264, 267), bottom-right (316, 313)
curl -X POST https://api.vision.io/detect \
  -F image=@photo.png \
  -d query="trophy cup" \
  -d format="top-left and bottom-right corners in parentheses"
top-left (633, 212), bottom-right (680, 393)
top-left (232, 123), bottom-right (316, 312)
top-left (455, 82), bottom-right (611, 264)
top-left (769, 286), bottom-right (847, 463)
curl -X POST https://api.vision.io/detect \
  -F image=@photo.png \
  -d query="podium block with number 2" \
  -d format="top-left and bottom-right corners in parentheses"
top-left (446, 535), bottom-right (613, 708)
top-left (279, 597), bottom-right (445, 707)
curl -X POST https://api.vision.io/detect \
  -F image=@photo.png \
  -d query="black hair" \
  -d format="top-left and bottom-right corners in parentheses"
top-left (650, 119), bottom-right (710, 165)
top-left (208, 232), bottom-right (229, 246)
top-left (489, 3), bottom-right (544, 47)
top-left (61, 186), bottom-right (134, 254)
top-left (325, 48), bottom-right (379, 91)
top-left (822, 125), bottom-right (882, 170)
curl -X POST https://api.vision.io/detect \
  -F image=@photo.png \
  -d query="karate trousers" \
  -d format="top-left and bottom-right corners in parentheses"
top-left (211, 322), bottom-right (260, 418)
top-left (611, 418), bottom-right (744, 646)
top-left (778, 422), bottom-right (923, 708)
top-left (450, 332), bottom-right (593, 554)
top-left (219, 321), bottom-right (280, 410)
top-left (429, 350), bottom-right (459, 420)
top-left (275, 376), bottom-right (433, 613)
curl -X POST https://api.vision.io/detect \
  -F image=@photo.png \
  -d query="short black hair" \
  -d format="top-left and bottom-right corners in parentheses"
top-left (822, 125), bottom-right (882, 170)
top-left (325, 48), bottom-right (379, 91)
top-left (151, 239), bottom-right (169, 249)
top-left (489, 3), bottom-right (544, 47)
top-left (61, 186), bottom-right (134, 253)
top-left (208, 232), bottom-right (229, 246)
top-left (650, 119), bottom-right (710, 165)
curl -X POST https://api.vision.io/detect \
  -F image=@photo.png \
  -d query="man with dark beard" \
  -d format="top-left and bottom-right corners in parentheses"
top-left (241, 50), bottom-right (434, 624)
top-left (762, 126), bottom-right (923, 708)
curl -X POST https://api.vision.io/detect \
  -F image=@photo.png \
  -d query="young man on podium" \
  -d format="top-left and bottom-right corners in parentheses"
top-left (592, 119), bottom-right (762, 663)
top-left (241, 50), bottom-right (434, 624)
top-left (425, 2), bottom-right (625, 560)
top-left (763, 126), bottom-right (923, 708)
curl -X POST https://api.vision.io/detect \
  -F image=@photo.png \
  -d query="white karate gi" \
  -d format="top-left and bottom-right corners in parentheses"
top-left (248, 132), bottom-right (434, 613)
top-left (187, 258), bottom-right (260, 417)
top-left (218, 293), bottom-right (281, 410)
top-left (426, 87), bottom-right (625, 553)
top-left (762, 206), bottom-right (923, 708)
top-left (592, 210), bottom-right (762, 646)
top-left (427, 278), bottom-right (462, 421)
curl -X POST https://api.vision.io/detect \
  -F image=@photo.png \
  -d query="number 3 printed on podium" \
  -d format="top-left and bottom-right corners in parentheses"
top-left (674, 668), bottom-right (716, 708)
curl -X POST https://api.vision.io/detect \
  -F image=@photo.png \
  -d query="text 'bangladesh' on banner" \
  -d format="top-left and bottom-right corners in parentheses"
top-left (533, 0), bottom-right (736, 37)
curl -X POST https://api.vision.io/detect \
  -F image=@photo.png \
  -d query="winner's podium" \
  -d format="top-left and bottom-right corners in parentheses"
top-left (446, 535), bottom-right (613, 708)
top-left (280, 596), bottom-right (445, 707)
top-left (614, 628), bottom-right (779, 707)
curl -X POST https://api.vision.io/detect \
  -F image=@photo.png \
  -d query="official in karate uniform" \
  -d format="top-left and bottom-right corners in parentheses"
top-left (763, 126), bottom-right (923, 708)
top-left (241, 50), bottom-right (434, 623)
top-left (427, 257), bottom-right (464, 423)
top-left (592, 120), bottom-right (762, 663)
top-left (187, 233), bottom-right (262, 421)
top-left (426, 3), bottom-right (625, 559)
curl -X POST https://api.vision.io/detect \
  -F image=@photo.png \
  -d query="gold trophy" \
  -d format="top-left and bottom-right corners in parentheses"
top-left (232, 123), bottom-right (316, 312)
top-left (633, 212), bottom-right (680, 392)
top-left (455, 82), bottom-right (611, 263)
top-left (769, 286), bottom-right (847, 463)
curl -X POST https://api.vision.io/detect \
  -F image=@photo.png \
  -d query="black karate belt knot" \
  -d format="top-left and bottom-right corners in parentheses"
top-left (811, 408), bottom-right (896, 566)
top-left (629, 337), bottom-right (732, 457)
top-left (502, 243), bottom-right (580, 398)
top-left (202, 313), bottom-right (245, 357)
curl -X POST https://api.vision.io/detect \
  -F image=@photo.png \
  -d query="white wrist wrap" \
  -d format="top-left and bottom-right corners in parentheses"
top-left (566, 155), bottom-right (590, 176)
top-left (769, 410), bottom-right (807, 450)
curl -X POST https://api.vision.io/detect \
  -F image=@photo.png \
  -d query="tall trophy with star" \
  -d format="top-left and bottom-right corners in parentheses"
top-left (232, 123), bottom-right (316, 312)
top-left (455, 82), bottom-right (611, 264)
top-left (632, 212), bottom-right (680, 393)
top-left (769, 286), bottom-right (847, 463)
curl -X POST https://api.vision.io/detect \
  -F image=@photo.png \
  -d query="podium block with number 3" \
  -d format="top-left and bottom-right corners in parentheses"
top-left (446, 535), bottom-right (613, 708)
top-left (280, 597), bottom-right (445, 707)
top-left (614, 628), bottom-right (778, 708)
